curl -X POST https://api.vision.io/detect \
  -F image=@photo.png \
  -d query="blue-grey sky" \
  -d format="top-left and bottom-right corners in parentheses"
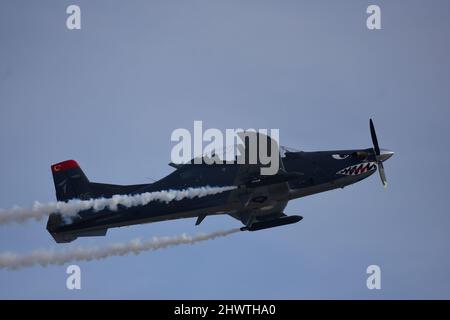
top-left (0, 0), bottom-right (449, 299)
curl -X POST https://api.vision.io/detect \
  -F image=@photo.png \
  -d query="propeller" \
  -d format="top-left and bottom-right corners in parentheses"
top-left (370, 118), bottom-right (391, 188)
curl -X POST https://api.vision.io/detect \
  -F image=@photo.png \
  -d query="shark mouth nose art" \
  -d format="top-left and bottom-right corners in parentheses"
top-left (337, 162), bottom-right (377, 176)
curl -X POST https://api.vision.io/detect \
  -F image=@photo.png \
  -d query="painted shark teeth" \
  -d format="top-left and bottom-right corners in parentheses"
top-left (336, 162), bottom-right (377, 176)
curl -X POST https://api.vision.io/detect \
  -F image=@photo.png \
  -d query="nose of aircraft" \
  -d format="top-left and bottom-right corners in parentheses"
top-left (378, 149), bottom-right (394, 162)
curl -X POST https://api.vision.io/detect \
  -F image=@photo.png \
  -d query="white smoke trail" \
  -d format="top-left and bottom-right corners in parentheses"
top-left (0, 186), bottom-right (236, 225)
top-left (0, 228), bottom-right (241, 270)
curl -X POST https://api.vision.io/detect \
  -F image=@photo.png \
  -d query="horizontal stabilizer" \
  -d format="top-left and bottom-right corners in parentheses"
top-left (49, 228), bottom-right (108, 243)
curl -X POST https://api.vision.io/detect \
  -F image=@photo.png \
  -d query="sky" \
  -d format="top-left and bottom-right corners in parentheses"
top-left (0, 0), bottom-right (449, 299)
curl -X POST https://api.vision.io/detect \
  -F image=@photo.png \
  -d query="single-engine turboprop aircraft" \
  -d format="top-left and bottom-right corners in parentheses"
top-left (47, 119), bottom-right (393, 243)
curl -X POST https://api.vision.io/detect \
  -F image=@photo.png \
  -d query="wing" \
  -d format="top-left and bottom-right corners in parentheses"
top-left (227, 200), bottom-right (288, 225)
top-left (225, 131), bottom-right (303, 229)
top-left (228, 197), bottom-right (303, 231)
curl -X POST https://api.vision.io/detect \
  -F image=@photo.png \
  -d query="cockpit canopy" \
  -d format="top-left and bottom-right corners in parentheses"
top-left (280, 146), bottom-right (301, 158)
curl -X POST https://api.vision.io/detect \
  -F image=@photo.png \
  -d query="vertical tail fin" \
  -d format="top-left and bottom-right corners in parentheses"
top-left (51, 160), bottom-right (91, 201)
top-left (48, 159), bottom-right (150, 243)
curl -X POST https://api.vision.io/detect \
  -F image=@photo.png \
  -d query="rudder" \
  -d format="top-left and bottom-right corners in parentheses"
top-left (51, 160), bottom-right (90, 201)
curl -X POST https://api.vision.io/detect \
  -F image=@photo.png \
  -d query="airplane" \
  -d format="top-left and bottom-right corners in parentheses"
top-left (47, 119), bottom-right (394, 243)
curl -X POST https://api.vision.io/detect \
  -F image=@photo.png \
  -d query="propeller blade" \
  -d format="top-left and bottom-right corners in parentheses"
top-left (378, 161), bottom-right (388, 188)
top-left (369, 119), bottom-right (392, 188)
top-left (370, 118), bottom-right (381, 156)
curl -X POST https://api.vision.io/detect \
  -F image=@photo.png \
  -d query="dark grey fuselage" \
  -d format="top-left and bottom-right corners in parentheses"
top-left (47, 147), bottom-right (389, 243)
